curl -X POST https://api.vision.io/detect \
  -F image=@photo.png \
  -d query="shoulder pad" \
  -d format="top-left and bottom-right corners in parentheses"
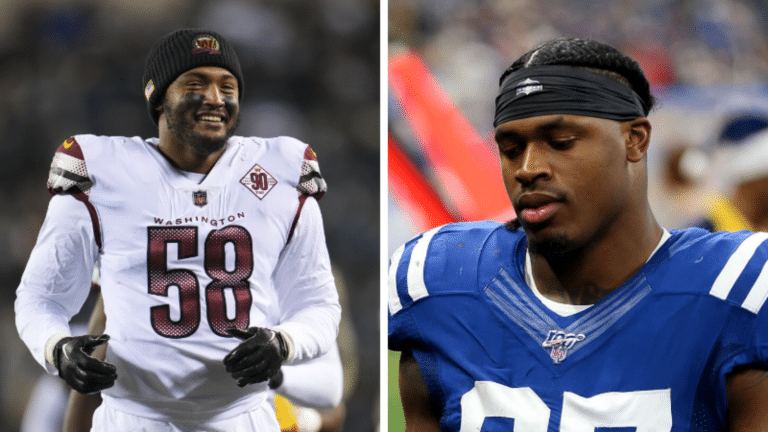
top-left (705, 230), bottom-right (768, 314)
top-left (297, 146), bottom-right (327, 200)
top-left (388, 221), bottom-right (506, 315)
top-left (664, 229), bottom-right (768, 314)
top-left (244, 136), bottom-right (327, 200)
top-left (47, 137), bottom-right (92, 196)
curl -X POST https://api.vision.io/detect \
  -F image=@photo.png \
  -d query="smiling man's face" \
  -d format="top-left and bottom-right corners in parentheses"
top-left (160, 66), bottom-right (240, 156)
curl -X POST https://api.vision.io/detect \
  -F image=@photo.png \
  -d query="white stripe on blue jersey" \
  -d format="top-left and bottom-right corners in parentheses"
top-left (709, 231), bottom-right (768, 313)
top-left (742, 261), bottom-right (768, 314)
top-left (389, 226), bottom-right (443, 315)
top-left (388, 244), bottom-right (406, 314)
top-left (405, 226), bottom-right (442, 306)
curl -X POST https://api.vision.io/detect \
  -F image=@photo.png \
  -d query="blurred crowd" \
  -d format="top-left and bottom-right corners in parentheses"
top-left (390, 0), bottom-right (768, 135)
top-left (388, 0), bottom-right (768, 250)
top-left (0, 0), bottom-right (379, 431)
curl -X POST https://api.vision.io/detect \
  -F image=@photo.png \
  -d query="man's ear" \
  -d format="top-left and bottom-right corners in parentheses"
top-left (626, 117), bottom-right (652, 162)
top-left (155, 103), bottom-right (165, 123)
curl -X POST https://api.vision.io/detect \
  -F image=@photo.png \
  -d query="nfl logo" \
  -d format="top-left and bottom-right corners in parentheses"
top-left (193, 190), bottom-right (208, 207)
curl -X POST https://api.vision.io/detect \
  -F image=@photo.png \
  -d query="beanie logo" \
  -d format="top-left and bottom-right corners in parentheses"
top-left (144, 79), bottom-right (155, 101)
top-left (192, 35), bottom-right (221, 55)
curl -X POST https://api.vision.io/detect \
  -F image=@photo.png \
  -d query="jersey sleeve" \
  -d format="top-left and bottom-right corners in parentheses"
top-left (675, 230), bottom-right (768, 414)
top-left (15, 194), bottom-right (100, 374)
top-left (283, 142), bottom-right (327, 245)
top-left (47, 136), bottom-right (94, 196)
top-left (387, 228), bottom-right (437, 352)
top-left (741, 304), bottom-right (768, 368)
top-left (296, 146), bottom-right (326, 200)
top-left (276, 344), bottom-right (344, 409)
top-left (712, 232), bottom-right (768, 373)
top-left (388, 222), bottom-right (502, 351)
top-left (272, 197), bottom-right (341, 365)
top-left (388, 227), bottom-right (448, 352)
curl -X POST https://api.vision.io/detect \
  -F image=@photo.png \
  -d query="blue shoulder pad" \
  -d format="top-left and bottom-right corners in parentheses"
top-left (663, 228), bottom-right (768, 314)
top-left (388, 221), bottom-right (507, 316)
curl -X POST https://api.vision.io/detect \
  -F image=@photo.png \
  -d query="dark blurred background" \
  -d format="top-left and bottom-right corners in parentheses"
top-left (0, 1), bottom-right (380, 431)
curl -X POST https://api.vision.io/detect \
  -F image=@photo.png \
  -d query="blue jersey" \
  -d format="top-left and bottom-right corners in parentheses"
top-left (388, 222), bottom-right (768, 431)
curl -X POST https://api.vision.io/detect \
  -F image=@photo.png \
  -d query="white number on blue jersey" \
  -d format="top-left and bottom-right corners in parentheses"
top-left (460, 382), bottom-right (672, 431)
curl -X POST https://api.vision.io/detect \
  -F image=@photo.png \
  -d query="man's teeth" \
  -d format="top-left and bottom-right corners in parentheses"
top-left (199, 115), bottom-right (222, 122)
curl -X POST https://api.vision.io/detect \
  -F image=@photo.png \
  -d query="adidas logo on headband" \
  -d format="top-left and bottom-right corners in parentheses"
top-left (516, 78), bottom-right (543, 96)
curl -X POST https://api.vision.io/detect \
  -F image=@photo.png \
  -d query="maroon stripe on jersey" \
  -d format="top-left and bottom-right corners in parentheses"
top-left (56, 137), bottom-right (85, 160)
top-left (72, 191), bottom-right (103, 250)
top-left (286, 194), bottom-right (308, 245)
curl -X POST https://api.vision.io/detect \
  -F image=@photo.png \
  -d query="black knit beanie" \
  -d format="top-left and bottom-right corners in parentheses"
top-left (142, 29), bottom-right (244, 125)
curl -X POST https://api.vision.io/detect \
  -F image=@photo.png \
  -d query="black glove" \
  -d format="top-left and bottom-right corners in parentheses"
top-left (224, 327), bottom-right (288, 388)
top-left (53, 334), bottom-right (117, 394)
top-left (268, 368), bottom-right (284, 390)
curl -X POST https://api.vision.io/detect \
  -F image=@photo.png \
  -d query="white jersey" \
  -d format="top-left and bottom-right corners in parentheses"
top-left (15, 134), bottom-right (341, 423)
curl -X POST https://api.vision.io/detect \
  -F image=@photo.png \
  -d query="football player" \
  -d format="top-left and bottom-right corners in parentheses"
top-left (389, 37), bottom-right (768, 431)
top-left (59, 290), bottom-right (345, 432)
top-left (16, 28), bottom-right (340, 431)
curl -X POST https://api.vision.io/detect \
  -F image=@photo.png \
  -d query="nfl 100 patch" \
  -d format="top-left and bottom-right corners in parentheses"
top-left (542, 330), bottom-right (586, 364)
top-left (240, 164), bottom-right (277, 199)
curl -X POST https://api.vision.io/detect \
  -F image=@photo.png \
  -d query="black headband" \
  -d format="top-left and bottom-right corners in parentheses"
top-left (494, 65), bottom-right (648, 127)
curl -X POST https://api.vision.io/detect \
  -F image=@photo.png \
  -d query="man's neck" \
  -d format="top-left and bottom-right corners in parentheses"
top-left (157, 127), bottom-right (226, 174)
top-left (529, 215), bottom-right (664, 306)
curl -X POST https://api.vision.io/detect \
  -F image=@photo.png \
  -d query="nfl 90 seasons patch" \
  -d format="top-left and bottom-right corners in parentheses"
top-left (240, 164), bottom-right (277, 200)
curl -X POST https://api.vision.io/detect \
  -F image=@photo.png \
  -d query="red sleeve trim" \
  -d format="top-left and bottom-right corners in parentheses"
top-left (286, 195), bottom-right (309, 245)
top-left (71, 191), bottom-right (103, 251)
